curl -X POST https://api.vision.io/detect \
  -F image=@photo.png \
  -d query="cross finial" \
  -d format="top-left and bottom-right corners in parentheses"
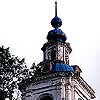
top-left (55, 0), bottom-right (57, 16)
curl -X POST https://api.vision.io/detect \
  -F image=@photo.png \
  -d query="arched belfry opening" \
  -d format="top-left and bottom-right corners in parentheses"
top-left (51, 49), bottom-right (56, 61)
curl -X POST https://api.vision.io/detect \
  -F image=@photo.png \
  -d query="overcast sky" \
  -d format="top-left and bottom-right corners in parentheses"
top-left (0, 0), bottom-right (100, 99)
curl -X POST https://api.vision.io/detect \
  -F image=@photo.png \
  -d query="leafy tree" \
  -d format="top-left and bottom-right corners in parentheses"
top-left (0, 46), bottom-right (29, 100)
top-left (18, 63), bottom-right (38, 91)
top-left (18, 62), bottom-right (43, 92)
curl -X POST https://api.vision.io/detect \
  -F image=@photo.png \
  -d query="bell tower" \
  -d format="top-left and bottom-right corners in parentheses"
top-left (42, 1), bottom-right (71, 65)
top-left (20, 1), bottom-right (95, 100)
top-left (41, 1), bottom-right (73, 73)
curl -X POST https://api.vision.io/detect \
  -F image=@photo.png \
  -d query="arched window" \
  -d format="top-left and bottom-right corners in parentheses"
top-left (37, 93), bottom-right (53, 100)
top-left (40, 96), bottom-right (53, 100)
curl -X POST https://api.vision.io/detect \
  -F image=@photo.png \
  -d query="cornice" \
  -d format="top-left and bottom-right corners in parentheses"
top-left (76, 76), bottom-right (96, 99)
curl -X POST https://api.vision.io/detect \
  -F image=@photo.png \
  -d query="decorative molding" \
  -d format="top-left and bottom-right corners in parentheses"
top-left (75, 77), bottom-right (95, 99)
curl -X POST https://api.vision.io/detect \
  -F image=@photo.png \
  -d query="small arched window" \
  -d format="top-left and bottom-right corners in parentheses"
top-left (37, 93), bottom-right (53, 100)
top-left (40, 96), bottom-right (53, 100)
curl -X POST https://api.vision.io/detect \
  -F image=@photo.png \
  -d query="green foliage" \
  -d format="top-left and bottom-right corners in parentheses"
top-left (18, 62), bottom-right (43, 91)
top-left (0, 45), bottom-right (43, 100)
top-left (0, 46), bottom-right (29, 100)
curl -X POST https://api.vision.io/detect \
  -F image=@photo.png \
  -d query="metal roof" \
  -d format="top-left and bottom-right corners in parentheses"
top-left (52, 63), bottom-right (74, 72)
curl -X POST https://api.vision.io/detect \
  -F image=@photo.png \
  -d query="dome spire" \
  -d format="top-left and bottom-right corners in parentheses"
top-left (51, 1), bottom-right (62, 29)
top-left (47, 0), bottom-right (67, 42)
top-left (55, 0), bottom-right (57, 16)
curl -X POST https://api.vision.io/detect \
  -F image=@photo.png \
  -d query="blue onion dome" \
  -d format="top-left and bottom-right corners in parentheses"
top-left (52, 63), bottom-right (74, 72)
top-left (51, 16), bottom-right (62, 28)
top-left (47, 28), bottom-right (67, 43)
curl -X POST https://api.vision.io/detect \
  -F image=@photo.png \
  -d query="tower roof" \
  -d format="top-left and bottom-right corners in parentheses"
top-left (52, 63), bottom-right (74, 72)
top-left (47, 1), bottom-right (67, 43)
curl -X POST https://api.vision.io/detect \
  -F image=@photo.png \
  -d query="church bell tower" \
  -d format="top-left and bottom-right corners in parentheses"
top-left (21, 1), bottom-right (95, 100)
top-left (41, 1), bottom-right (73, 73)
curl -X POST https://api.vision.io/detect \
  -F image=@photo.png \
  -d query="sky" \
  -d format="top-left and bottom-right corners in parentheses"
top-left (0, 0), bottom-right (100, 99)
